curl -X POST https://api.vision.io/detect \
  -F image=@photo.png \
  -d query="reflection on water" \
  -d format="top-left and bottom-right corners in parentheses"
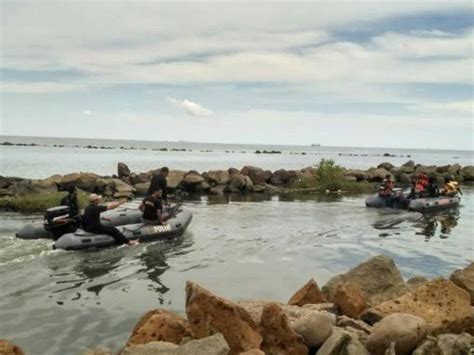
top-left (0, 189), bottom-right (472, 355)
top-left (371, 208), bottom-right (461, 240)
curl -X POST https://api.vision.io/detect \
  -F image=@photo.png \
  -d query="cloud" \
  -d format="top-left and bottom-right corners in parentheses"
top-left (167, 97), bottom-right (213, 117)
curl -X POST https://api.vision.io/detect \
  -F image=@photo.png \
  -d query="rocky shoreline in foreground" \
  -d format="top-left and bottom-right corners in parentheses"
top-left (2, 255), bottom-right (473, 354)
top-left (0, 160), bottom-right (473, 204)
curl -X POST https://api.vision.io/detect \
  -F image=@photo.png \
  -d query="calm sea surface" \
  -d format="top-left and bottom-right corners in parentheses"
top-left (0, 136), bottom-right (473, 355)
top-left (1, 135), bottom-right (473, 178)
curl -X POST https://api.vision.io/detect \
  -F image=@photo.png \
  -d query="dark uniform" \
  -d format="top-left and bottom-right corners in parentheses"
top-left (82, 204), bottom-right (129, 244)
top-left (61, 193), bottom-right (79, 216)
top-left (147, 173), bottom-right (168, 200)
top-left (141, 195), bottom-right (163, 224)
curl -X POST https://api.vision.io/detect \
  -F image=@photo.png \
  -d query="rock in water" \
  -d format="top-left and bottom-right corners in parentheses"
top-left (291, 311), bottom-right (334, 347)
top-left (240, 166), bottom-right (267, 185)
top-left (185, 282), bottom-right (262, 354)
top-left (117, 162), bottom-right (131, 178)
top-left (166, 170), bottom-right (186, 190)
top-left (362, 278), bottom-right (472, 334)
top-left (406, 276), bottom-right (428, 291)
top-left (450, 262), bottom-right (474, 305)
top-left (126, 309), bottom-right (192, 346)
top-left (332, 283), bottom-right (367, 319)
top-left (322, 255), bottom-right (409, 306)
top-left (0, 340), bottom-right (24, 355)
top-left (206, 170), bottom-right (229, 185)
top-left (288, 279), bottom-right (327, 306)
top-left (259, 303), bottom-right (308, 355)
top-left (365, 313), bottom-right (427, 355)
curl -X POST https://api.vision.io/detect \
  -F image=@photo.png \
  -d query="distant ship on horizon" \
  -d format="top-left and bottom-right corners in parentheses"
top-left (311, 143), bottom-right (321, 147)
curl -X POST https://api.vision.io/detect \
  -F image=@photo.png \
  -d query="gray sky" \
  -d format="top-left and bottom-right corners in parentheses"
top-left (1, 1), bottom-right (473, 149)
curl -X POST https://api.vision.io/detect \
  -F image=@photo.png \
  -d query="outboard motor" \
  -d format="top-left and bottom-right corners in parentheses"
top-left (44, 206), bottom-right (78, 240)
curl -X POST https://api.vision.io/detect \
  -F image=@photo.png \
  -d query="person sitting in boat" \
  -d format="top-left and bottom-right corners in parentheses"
top-left (61, 185), bottom-right (80, 217)
top-left (425, 177), bottom-right (440, 198)
top-left (378, 175), bottom-right (394, 197)
top-left (82, 194), bottom-right (139, 246)
top-left (147, 167), bottom-right (169, 203)
top-left (442, 176), bottom-right (463, 197)
top-left (406, 180), bottom-right (419, 200)
top-left (140, 188), bottom-right (169, 225)
top-left (415, 173), bottom-right (429, 196)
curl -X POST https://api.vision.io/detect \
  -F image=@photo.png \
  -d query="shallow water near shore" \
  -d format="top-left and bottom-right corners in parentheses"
top-left (0, 189), bottom-right (473, 354)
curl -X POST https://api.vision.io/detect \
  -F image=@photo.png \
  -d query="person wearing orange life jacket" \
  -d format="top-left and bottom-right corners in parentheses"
top-left (415, 172), bottom-right (429, 196)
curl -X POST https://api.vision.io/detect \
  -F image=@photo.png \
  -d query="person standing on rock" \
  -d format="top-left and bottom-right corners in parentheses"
top-left (82, 194), bottom-right (139, 246)
top-left (147, 167), bottom-right (169, 202)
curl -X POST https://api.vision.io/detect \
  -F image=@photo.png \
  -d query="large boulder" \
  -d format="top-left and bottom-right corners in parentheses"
top-left (59, 172), bottom-right (100, 192)
top-left (366, 313), bottom-right (427, 355)
top-left (401, 160), bottom-right (415, 174)
top-left (117, 162), bottom-right (131, 178)
top-left (0, 340), bottom-right (24, 355)
top-left (367, 168), bottom-right (392, 182)
top-left (322, 255), bottom-right (409, 306)
top-left (111, 178), bottom-right (136, 198)
top-left (121, 333), bottom-right (230, 355)
top-left (166, 170), bottom-right (187, 190)
top-left (82, 347), bottom-right (111, 355)
top-left (238, 300), bottom-right (336, 325)
top-left (228, 174), bottom-right (247, 192)
top-left (344, 169), bottom-right (369, 182)
top-left (333, 283), bottom-right (367, 319)
top-left (362, 278), bottom-right (473, 334)
top-left (377, 162), bottom-right (394, 171)
top-left (130, 173), bottom-right (150, 185)
top-left (206, 170), bottom-right (229, 186)
top-left (241, 166), bottom-right (267, 185)
top-left (288, 279), bottom-right (326, 306)
top-left (270, 169), bottom-right (298, 186)
top-left (460, 165), bottom-right (474, 181)
top-left (15, 178), bottom-right (58, 195)
top-left (448, 163), bottom-right (462, 177)
top-left (134, 183), bottom-right (149, 196)
top-left (390, 168), bottom-right (411, 186)
top-left (413, 333), bottom-right (473, 355)
top-left (406, 276), bottom-right (428, 291)
top-left (183, 171), bottom-right (205, 184)
top-left (185, 282), bottom-right (262, 354)
top-left (414, 165), bottom-right (437, 176)
top-left (126, 309), bottom-right (192, 346)
top-left (292, 311), bottom-right (334, 348)
top-left (450, 262), bottom-right (474, 305)
top-left (259, 303), bottom-right (308, 355)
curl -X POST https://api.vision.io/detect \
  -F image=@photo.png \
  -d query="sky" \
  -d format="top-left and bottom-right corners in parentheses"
top-left (0, 1), bottom-right (473, 149)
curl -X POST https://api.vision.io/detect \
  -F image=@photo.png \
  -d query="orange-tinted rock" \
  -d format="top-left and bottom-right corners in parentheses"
top-left (259, 303), bottom-right (308, 355)
top-left (322, 255), bottom-right (409, 306)
top-left (333, 283), bottom-right (368, 319)
top-left (185, 282), bottom-right (262, 354)
top-left (362, 278), bottom-right (472, 334)
top-left (450, 262), bottom-right (474, 305)
top-left (288, 279), bottom-right (326, 306)
top-left (0, 340), bottom-right (24, 355)
top-left (126, 309), bottom-right (192, 346)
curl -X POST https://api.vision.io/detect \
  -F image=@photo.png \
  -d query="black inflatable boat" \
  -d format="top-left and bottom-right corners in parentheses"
top-left (53, 207), bottom-right (192, 250)
top-left (16, 205), bottom-right (143, 240)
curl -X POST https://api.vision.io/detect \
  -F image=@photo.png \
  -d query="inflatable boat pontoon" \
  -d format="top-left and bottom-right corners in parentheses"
top-left (16, 206), bottom-right (144, 240)
top-left (53, 207), bottom-right (192, 250)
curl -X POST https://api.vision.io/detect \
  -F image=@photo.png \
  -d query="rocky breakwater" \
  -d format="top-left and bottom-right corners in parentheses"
top-left (0, 160), bottom-right (473, 211)
top-left (65, 255), bottom-right (474, 355)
